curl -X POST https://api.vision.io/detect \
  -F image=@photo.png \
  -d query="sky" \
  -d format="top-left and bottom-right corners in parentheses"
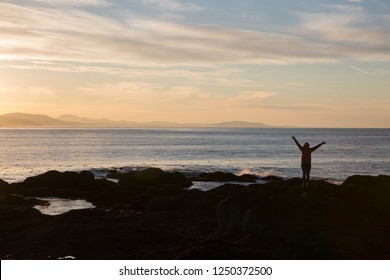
top-left (0, 0), bottom-right (389, 127)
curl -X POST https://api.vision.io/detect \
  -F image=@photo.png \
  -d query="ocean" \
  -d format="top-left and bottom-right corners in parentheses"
top-left (0, 128), bottom-right (389, 184)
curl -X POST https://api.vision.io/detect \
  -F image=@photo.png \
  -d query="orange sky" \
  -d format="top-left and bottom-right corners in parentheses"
top-left (0, 1), bottom-right (389, 127)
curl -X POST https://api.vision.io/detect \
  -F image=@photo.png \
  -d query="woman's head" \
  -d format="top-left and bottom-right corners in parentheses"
top-left (304, 142), bottom-right (309, 148)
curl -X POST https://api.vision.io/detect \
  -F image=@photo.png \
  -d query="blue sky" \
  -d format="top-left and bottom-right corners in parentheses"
top-left (0, 0), bottom-right (389, 127)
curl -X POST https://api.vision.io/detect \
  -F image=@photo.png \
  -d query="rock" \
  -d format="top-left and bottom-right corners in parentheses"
top-left (342, 175), bottom-right (390, 186)
top-left (10, 170), bottom-right (105, 198)
top-left (79, 170), bottom-right (96, 185)
top-left (208, 184), bottom-right (242, 197)
top-left (0, 179), bottom-right (10, 197)
top-left (310, 180), bottom-right (335, 187)
top-left (118, 168), bottom-right (192, 188)
top-left (3, 169), bottom-right (390, 260)
top-left (285, 177), bottom-right (303, 186)
top-left (188, 220), bottom-right (218, 236)
top-left (262, 175), bottom-right (284, 182)
top-left (0, 178), bottom-right (9, 187)
top-left (242, 209), bottom-right (261, 234)
top-left (4, 194), bottom-right (49, 207)
top-left (216, 197), bottom-right (245, 231)
top-left (21, 170), bottom-right (94, 189)
top-left (106, 169), bottom-right (124, 179)
top-left (192, 171), bottom-right (257, 182)
top-left (145, 197), bottom-right (184, 212)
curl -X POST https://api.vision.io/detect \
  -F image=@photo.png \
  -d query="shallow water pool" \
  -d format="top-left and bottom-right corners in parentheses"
top-left (34, 197), bottom-right (95, 215)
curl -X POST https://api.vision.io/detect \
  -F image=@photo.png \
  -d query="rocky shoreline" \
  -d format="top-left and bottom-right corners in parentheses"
top-left (1, 168), bottom-right (390, 260)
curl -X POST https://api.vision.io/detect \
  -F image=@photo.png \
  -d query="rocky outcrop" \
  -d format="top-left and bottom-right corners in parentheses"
top-left (1, 171), bottom-right (390, 260)
top-left (191, 171), bottom-right (257, 182)
top-left (10, 170), bottom-right (115, 198)
top-left (118, 167), bottom-right (192, 188)
top-left (342, 175), bottom-right (390, 187)
top-left (0, 179), bottom-right (10, 197)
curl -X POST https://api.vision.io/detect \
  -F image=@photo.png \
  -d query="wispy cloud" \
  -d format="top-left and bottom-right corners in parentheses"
top-left (30, 0), bottom-right (110, 7)
top-left (235, 104), bottom-right (327, 111)
top-left (0, 4), bottom-right (336, 68)
top-left (77, 81), bottom-right (277, 110)
top-left (324, 4), bottom-right (364, 13)
top-left (294, 9), bottom-right (390, 61)
top-left (141, 0), bottom-right (200, 11)
top-left (1, 1), bottom-right (390, 73)
top-left (350, 65), bottom-right (370, 74)
top-left (229, 91), bottom-right (278, 105)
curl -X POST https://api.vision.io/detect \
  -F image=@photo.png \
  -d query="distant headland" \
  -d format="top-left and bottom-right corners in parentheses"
top-left (0, 112), bottom-right (271, 128)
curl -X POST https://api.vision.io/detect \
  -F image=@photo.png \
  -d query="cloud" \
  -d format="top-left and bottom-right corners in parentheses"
top-left (76, 81), bottom-right (279, 111)
top-left (294, 10), bottom-right (390, 61)
top-left (140, 0), bottom-right (200, 11)
top-left (30, 0), bottom-right (110, 7)
top-left (0, 4), bottom-right (335, 66)
top-left (1, 1), bottom-right (390, 72)
top-left (0, 85), bottom-right (57, 102)
top-left (324, 4), bottom-right (364, 13)
top-left (236, 103), bottom-right (327, 111)
top-left (230, 91), bottom-right (277, 105)
top-left (350, 65), bottom-right (370, 74)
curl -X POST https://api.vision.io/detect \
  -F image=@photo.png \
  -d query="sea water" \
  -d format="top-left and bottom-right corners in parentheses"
top-left (33, 197), bottom-right (95, 215)
top-left (0, 128), bottom-right (389, 184)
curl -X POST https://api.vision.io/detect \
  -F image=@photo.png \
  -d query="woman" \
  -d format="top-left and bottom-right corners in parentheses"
top-left (292, 136), bottom-right (326, 187)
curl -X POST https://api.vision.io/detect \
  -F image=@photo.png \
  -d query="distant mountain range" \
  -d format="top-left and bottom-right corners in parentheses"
top-left (0, 113), bottom-right (271, 128)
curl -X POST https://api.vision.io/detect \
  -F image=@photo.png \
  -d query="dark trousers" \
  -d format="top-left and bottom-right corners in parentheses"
top-left (301, 162), bottom-right (311, 186)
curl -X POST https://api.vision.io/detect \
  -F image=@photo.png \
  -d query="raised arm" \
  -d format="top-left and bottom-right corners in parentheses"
top-left (311, 141), bottom-right (326, 152)
top-left (292, 136), bottom-right (302, 150)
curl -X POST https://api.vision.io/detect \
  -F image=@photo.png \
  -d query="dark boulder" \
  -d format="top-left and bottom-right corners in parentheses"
top-left (3, 194), bottom-right (49, 207)
top-left (285, 177), bottom-right (303, 186)
top-left (262, 175), bottom-right (284, 182)
top-left (0, 178), bottom-right (9, 187)
top-left (216, 197), bottom-right (245, 231)
top-left (106, 168), bottom-right (124, 179)
top-left (118, 168), bottom-right (192, 188)
top-left (145, 197), bottom-right (185, 212)
top-left (342, 175), bottom-right (390, 187)
top-left (0, 179), bottom-right (10, 197)
top-left (10, 170), bottom-right (102, 198)
top-left (192, 171), bottom-right (257, 183)
top-left (21, 170), bottom-right (95, 189)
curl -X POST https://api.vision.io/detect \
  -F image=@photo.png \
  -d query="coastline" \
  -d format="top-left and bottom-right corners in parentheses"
top-left (1, 168), bottom-right (390, 260)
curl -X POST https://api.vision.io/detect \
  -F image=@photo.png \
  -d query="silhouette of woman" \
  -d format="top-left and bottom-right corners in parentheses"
top-left (292, 136), bottom-right (326, 187)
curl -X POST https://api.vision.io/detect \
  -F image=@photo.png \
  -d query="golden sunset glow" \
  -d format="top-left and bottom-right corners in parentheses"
top-left (0, 0), bottom-right (389, 127)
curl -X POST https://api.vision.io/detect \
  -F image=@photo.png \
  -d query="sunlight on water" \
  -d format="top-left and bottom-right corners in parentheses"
top-left (1, 128), bottom-right (389, 183)
top-left (34, 197), bottom-right (95, 215)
